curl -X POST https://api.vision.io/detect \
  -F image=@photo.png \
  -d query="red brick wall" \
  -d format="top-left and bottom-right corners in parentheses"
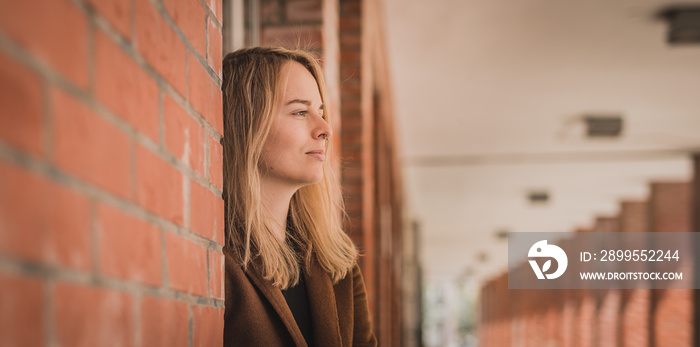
top-left (0, 0), bottom-right (224, 346)
top-left (479, 178), bottom-right (697, 347)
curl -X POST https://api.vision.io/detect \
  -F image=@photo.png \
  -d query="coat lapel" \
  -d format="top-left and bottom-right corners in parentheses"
top-left (305, 255), bottom-right (343, 346)
top-left (243, 258), bottom-right (308, 347)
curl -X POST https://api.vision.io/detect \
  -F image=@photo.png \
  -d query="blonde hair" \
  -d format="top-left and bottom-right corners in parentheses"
top-left (222, 47), bottom-right (358, 289)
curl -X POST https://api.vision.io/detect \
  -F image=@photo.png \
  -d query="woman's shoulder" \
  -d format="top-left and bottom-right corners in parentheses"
top-left (348, 261), bottom-right (365, 288)
top-left (329, 258), bottom-right (364, 293)
top-left (222, 244), bottom-right (248, 278)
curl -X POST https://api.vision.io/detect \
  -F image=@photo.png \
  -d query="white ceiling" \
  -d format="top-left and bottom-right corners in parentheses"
top-left (381, 0), bottom-right (700, 285)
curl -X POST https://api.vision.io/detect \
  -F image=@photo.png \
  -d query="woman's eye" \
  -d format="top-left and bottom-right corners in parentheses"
top-left (293, 111), bottom-right (308, 116)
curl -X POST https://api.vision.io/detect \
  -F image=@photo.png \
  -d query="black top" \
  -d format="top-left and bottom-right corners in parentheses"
top-left (281, 273), bottom-right (314, 347)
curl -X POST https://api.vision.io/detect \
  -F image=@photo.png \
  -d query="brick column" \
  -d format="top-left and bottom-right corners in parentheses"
top-left (338, 0), bottom-right (379, 325)
top-left (0, 0), bottom-right (224, 346)
top-left (495, 273), bottom-right (512, 347)
top-left (594, 217), bottom-right (622, 347)
top-left (539, 289), bottom-right (561, 346)
top-left (649, 182), bottom-right (693, 347)
top-left (694, 154), bottom-right (700, 347)
top-left (560, 289), bottom-right (577, 347)
top-left (619, 200), bottom-right (651, 347)
top-left (479, 279), bottom-right (492, 347)
top-left (480, 273), bottom-right (511, 347)
top-left (574, 227), bottom-right (596, 347)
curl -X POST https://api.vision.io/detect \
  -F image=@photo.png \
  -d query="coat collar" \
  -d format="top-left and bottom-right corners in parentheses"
top-left (243, 254), bottom-right (342, 347)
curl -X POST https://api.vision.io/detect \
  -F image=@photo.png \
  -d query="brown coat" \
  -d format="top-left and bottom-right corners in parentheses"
top-left (223, 246), bottom-right (378, 347)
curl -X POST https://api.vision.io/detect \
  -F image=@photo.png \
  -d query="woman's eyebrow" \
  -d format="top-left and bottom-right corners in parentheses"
top-left (285, 99), bottom-right (325, 109)
top-left (285, 99), bottom-right (312, 106)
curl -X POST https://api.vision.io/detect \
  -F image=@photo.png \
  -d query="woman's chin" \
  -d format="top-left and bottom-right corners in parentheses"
top-left (301, 172), bottom-right (324, 186)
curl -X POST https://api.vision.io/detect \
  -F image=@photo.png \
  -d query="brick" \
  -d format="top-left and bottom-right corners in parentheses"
top-left (46, 181), bottom-right (92, 270)
top-left (97, 203), bottom-right (162, 286)
top-left (340, 0), bottom-right (361, 15)
top-left (260, 26), bottom-right (323, 51)
top-left (0, 0), bottom-right (88, 88)
top-left (340, 50), bottom-right (361, 63)
top-left (209, 249), bottom-right (223, 299)
top-left (340, 83), bottom-right (361, 95)
top-left (260, 0), bottom-right (280, 24)
top-left (0, 168), bottom-right (95, 272)
top-left (140, 296), bottom-right (189, 347)
top-left (54, 284), bottom-right (133, 347)
top-left (649, 182), bottom-right (692, 347)
top-left (340, 90), bottom-right (361, 104)
top-left (0, 273), bottom-right (43, 347)
top-left (621, 288), bottom-right (649, 347)
top-left (340, 148), bottom-right (362, 161)
top-left (53, 88), bottom-right (131, 198)
top-left (209, 136), bottom-right (222, 190)
top-left (86, 0), bottom-right (131, 39)
top-left (344, 201), bottom-right (362, 215)
top-left (205, 0), bottom-right (223, 25)
top-left (164, 95), bottom-right (205, 175)
top-left (341, 66), bottom-right (361, 80)
top-left (208, 19), bottom-right (222, 78)
top-left (95, 30), bottom-right (159, 142)
top-left (650, 182), bottom-right (691, 233)
top-left (0, 52), bottom-right (43, 156)
top-left (135, 0), bottom-right (187, 96)
top-left (620, 201), bottom-right (648, 233)
top-left (0, 164), bottom-right (91, 270)
top-left (192, 305), bottom-right (224, 347)
top-left (342, 166), bottom-right (362, 181)
top-left (340, 115), bottom-right (362, 131)
top-left (188, 55), bottom-right (223, 133)
top-left (340, 33), bottom-right (361, 49)
top-left (190, 181), bottom-right (224, 243)
top-left (166, 233), bottom-right (207, 296)
top-left (341, 133), bottom-right (362, 145)
top-left (597, 290), bottom-right (621, 347)
top-left (593, 216), bottom-right (618, 233)
top-left (286, 0), bottom-right (323, 22)
top-left (344, 187), bottom-right (362, 202)
top-left (163, 0), bottom-right (206, 56)
top-left (339, 16), bottom-right (361, 31)
top-left (653, 289), bottom-right (692, 347)
top-left (135, 145), bottom-right (184, 226)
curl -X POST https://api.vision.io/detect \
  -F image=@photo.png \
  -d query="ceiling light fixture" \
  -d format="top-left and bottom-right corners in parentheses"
top-left (584, 115), bottom-right (623, 138)
top-left (528, 190), bottom-right (550, 204)
top-left (494, 229), bottom-right (509, 240)
top-left (659, 7), bottom-right (700, 44)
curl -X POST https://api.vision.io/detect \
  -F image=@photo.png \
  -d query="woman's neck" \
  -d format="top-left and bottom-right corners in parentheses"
top-left (260, 182), bottom-right (298, 241)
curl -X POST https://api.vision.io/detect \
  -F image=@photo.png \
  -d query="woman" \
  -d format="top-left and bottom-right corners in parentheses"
top-left (221, 46), bottom-right (377, 347)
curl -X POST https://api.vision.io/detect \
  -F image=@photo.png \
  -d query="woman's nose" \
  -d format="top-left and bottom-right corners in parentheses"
top-left (315, 113), bottom-right (332, 140)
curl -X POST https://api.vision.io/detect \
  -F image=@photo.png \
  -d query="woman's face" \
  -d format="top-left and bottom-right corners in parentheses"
top-left (259, 61), bottom-right (331, 190)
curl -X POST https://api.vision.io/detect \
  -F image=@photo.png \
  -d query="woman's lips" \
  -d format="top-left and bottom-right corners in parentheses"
top-left (306, 150), bottom-right (325, 161)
